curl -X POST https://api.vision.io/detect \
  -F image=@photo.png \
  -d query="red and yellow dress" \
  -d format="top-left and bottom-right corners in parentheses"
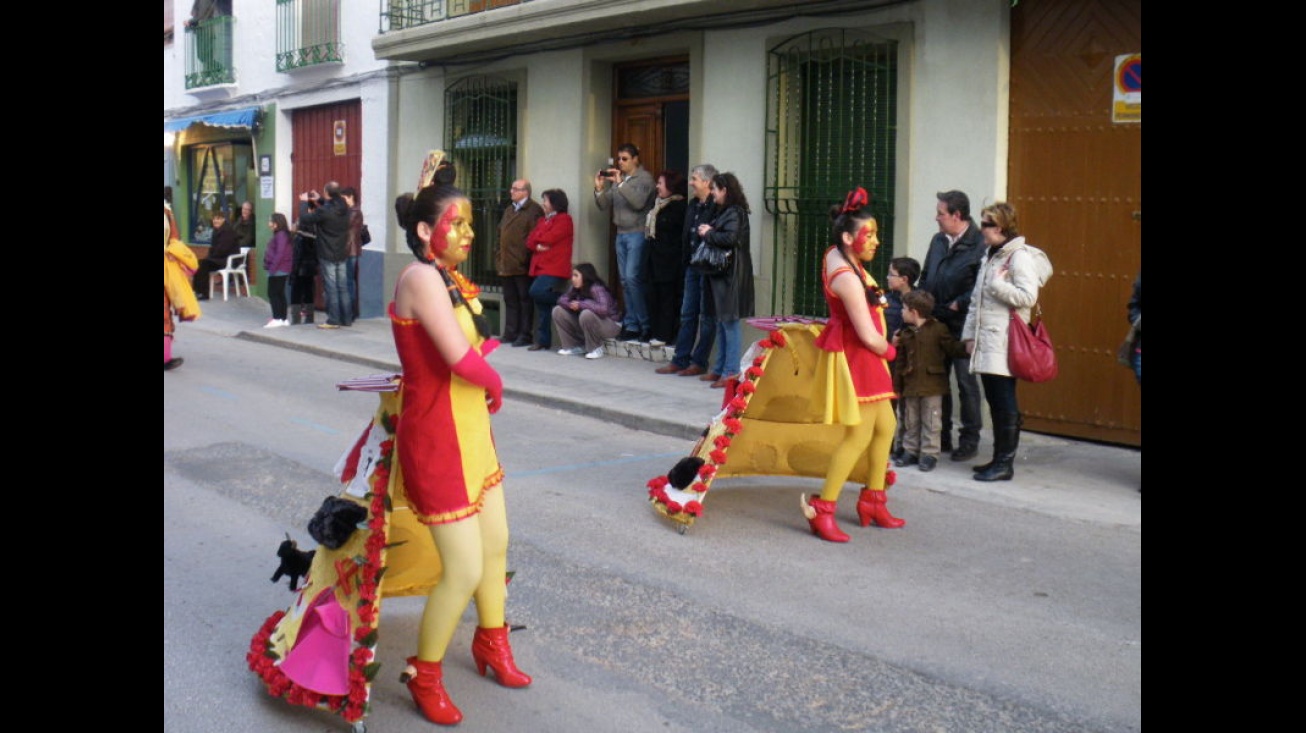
top-left (812, 246), bottom-right (896, 424)
top-left (389, 278), bottom-right (503, 525)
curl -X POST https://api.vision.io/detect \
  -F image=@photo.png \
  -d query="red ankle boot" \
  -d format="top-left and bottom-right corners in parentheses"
top-left (802, 494), bottom-right (850, 543)
top-left (856, 488), bottom-right (905, 529)
top-left (471, 626), bottom-right (532, 688)
top-left (400, 656), bottom-right (462, 725)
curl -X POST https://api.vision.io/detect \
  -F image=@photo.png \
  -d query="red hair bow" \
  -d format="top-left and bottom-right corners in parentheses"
top-left (841, 187), bottom-right (870, 214)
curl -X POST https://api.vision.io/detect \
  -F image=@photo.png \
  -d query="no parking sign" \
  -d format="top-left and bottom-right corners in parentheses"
top-left (1113, 53), bottom-right (1141, 124)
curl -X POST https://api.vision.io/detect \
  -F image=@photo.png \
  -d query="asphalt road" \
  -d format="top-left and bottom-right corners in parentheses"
top-left (164, 330), bottom-right (1141, 733)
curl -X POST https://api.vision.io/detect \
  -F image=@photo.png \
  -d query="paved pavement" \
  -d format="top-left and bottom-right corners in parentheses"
top-left (174, 295), bottom-right (1142, 531)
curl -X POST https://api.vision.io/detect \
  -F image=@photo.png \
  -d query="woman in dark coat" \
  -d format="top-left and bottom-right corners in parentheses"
top-left (695, 172), bottom-right (754, 387)
top-left (645, 170), bottom-right (688, 346)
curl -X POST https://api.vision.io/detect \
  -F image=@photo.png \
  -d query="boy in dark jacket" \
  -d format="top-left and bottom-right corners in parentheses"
top-left (892, 290), bottom-right (969, 472)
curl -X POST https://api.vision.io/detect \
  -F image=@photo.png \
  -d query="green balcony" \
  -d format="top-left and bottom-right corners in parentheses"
top-left (380, 0), bottom-right (527, 33)
top-left (277, 0), bottom-right (344, 72)
top-left (184, 15), bottom-right (235, 88)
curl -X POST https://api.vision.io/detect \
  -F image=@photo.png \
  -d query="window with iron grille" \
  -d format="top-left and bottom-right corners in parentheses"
top-left (765, 29), bottom-right (898, 317)
top-left (276, 0), bottom-right (344, 72)
top-left (184, 14), bottom-right (235, 88)
top-left (444, 75), bottom-right (519, 289)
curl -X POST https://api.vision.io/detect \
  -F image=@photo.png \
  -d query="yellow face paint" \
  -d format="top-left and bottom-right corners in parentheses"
top-left (851, 218), bottom-right (880, 262)
top-left (430, 199), bottom-right (475, 267)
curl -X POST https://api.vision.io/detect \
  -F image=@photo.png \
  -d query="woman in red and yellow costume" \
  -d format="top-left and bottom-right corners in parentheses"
top-left (804, 188), bottom-right (904, 542)
top-left (388, 154), bottom-right (530, 725)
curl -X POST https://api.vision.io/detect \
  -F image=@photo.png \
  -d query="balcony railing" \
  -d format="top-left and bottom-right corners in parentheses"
top-left (380, 0), bottom-right (530, 33)
top-left (277, 0), bottom-right (344, 72)
top-left (184, 15), bottom-right (235, 89)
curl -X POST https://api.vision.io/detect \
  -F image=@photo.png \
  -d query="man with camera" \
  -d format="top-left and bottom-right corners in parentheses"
top-left (298, 182), bottom-right (352, 329)
top-left (594, 143), bottom-right (656, 343)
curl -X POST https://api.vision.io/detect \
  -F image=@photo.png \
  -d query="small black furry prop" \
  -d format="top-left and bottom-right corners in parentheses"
top-left (307, 496), bottom-right (369, 550)
top-left (667, 456), bottom-right (705, 490)
top-left (271, 534), bottom-right (315, 591)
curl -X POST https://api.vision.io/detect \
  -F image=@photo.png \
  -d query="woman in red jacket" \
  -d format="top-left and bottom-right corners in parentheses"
top-left (524, 189), bottom-right (575, 350)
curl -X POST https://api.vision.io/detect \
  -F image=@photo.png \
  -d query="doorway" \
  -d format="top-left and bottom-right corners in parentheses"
top-left (608, 57), bottom-right (690, 297)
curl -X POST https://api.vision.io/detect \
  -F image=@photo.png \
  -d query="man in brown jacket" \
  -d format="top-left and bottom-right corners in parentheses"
top-left (497, 179), bottom-right (544, 346)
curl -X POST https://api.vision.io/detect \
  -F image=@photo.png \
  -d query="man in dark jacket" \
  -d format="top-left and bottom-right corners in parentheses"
top-left (299, 182), bottom-right (351, 328)
top-left (497, 179), bottom-right (544, 346)
top-left (191, 209), bottom-right (240, 299)
top-left (655, 163), bottom-right (718, 377)
top-left (918, 189), bottom-right (987, 460)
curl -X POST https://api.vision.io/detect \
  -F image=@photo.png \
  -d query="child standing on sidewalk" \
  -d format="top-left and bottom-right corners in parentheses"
top-left (885, 257), bottom-right (920, 461)
top-left (893, 290), bottom-right (969, 472)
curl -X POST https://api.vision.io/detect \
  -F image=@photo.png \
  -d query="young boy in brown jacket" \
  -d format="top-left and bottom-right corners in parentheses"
top-left (893, 290), bottom-right (970, 472)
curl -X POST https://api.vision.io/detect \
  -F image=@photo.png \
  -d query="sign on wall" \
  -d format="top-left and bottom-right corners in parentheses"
top-left (333, 120), bottom-right (348, 155)
top-left (1112, 53), bottom-right (1140, 124)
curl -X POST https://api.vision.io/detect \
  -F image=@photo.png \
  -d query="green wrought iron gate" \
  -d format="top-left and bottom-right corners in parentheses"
top-left (444, 75), bottom-right (519, 289)
top-left (764, 29), bottom-right (898, 317)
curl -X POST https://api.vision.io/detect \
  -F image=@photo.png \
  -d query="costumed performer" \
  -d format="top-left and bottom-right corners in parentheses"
top-left (164, 198), bottom-right (200, 371)
top-left (390, 153), bottom-right (530, 726)
top-left (804, 187), bottom-right (903, 542)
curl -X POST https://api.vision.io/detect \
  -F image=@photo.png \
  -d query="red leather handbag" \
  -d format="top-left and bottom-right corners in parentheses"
top-left (1008, 304), bottom-right (1058, 382)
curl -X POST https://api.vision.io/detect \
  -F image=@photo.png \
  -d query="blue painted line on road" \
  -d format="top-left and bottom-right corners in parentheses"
top-left (200, 385), bottom-right (239, 401)
top-left (289, 417), bottom-right (341, 435)
top-left (511, 451), bottom-right (684, 478)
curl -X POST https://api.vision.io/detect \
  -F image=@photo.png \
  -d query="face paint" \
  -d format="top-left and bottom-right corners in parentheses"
top-left (430, 199), bottom-right (474, 267)
top-left (851, 218), bottom-right (879, 261)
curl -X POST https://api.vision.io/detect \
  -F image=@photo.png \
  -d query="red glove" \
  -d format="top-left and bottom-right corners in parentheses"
top-left (479, 338), bottom-right (501, 357)
top-left (450, 347), bottom-right (503, 414)
top-left (881, 343), bottom-right (896, 362)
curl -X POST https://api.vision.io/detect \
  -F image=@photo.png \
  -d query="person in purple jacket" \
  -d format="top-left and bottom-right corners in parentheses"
top-left (262, 212), bottom-right (294, 327)
top-left (551, 262), bottom-right (622, 360)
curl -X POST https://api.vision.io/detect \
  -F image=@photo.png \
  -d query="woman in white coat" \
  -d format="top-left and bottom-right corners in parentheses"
top-left (961, 202), bottom-right (1053, 481)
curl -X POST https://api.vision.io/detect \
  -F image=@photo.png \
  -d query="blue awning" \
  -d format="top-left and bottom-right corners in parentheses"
top-left (164, 107), bottom-right (259, 133)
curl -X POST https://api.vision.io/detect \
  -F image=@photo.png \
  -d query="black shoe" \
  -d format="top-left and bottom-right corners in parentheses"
top-left (940, 433), bottom-right (953, 453)
top-left (512, 336), bottom-right (532, 348)
top-left (918, 455), bottom-right (937, 472)
top-left (618, 328), bottom-right (640, 342)
top-left (195, 293), bottom-right (210, 301)
top-left (950, 443), bottom-right (979, 461)
top-left (637, 331), bottom-right (653, 345)
top-left (164, 358), bottom-right (184, 371)
top-left (894, 453), bottom-right (918, 467)
top-left (889, 446), bottom-right (905, 462)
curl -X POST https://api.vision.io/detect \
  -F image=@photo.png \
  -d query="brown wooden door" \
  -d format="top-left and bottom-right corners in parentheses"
top-left (1008, 0), bottom-right (1141, 446)
top-left (292, 100), bottom-right (363, 312)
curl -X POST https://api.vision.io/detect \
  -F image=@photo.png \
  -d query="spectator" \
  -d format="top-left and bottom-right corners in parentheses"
top-left (593, 143), bottom-right (656, 343)
top-left (524, 188), bottom-right (574, 351)
top-left (289, 221), bottom-right (318, 325)
top-left (695, 172), bottom-right (754, 388)
top-left (961, 202), bottom-right (1053, 482)
top-left (234, 200), bottom-right (256, 252)
top-left (341, 186), bottom-right (365, 321)
top-left (919, 189), bottom-right (987, 460)
top-left (552, 263), bottom-right (622, 359)
top-left (655, 163), bottom-right (719, 377)
top-left (892, 290), bottom-right (970, 472)
top-left (190, 209), bottom-right (239, 299)
top-left (299, 182), bottom-right (352, 329)
top-left (262, 212), bottom-right (294, 328)
top-left (885, 255), bottom-right (920, 461)
top-left (496, 179), bottom-right (543, 347)
top-left (645, 170), bottom-right (688, 348)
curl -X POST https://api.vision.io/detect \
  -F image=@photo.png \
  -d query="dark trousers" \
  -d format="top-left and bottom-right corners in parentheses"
top-left (942, 355), bottom-right (984, 446)
top-left (267, 275), bottom-right (289, 320)
top-left (500, 274), bottom-right (533, 341)
top-left (191, 258), bottom-right (224, 295)
top-left (649, 278), bottom-right (683, 344)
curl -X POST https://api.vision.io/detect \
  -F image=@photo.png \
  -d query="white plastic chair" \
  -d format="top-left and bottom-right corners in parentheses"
top-left (211, 246), bottom-right (252, 301)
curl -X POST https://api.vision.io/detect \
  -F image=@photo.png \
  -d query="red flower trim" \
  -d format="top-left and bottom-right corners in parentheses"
top-left (771, 330), bottom-right (787, 347)
top-left (684, 501), bottom-right (703, 516)
top-left (647, 475), bottom-right (670, 490)
top-left (885, 469), bottom-right (897, 487)
top-left (697, 464), bottom-right (717, 480)
top-left (746, 366), bottom-right (765, 379)
top-left (737, 380), bottom-right (756, 394)
top-left (691, 482), bottom-right (708, 494)
top-left (709, 449), bottom-right (728, 464)
top-left (713, 435), bottom-right (732, 449)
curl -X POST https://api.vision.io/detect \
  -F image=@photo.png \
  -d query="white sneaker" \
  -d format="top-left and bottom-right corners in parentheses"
top-left (649, 338), bottom-right (667, 348)
top-left (557, 347), bottom-right (584, 356)
top-left (264, 319), bottom-right (285, 328)
top-left (585, 347), bottom-right (605, 360)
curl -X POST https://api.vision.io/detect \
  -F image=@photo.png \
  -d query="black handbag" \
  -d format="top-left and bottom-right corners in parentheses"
top-left (689, 241), bottom-right (732, 275)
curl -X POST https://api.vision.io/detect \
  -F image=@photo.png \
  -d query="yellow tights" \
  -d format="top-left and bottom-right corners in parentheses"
top-left (819, 400), bottom-right (896, 502)
top-left (415, 487), bottom-right (510, 661)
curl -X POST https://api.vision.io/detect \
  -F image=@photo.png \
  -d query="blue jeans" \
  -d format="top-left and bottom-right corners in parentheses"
top-left (529, 275), bottom-right (567, 346)
top-left (671, 269), bottom-right (716, 369)
top-left (320, 259), bottom-right (351, 326)
top-left (712, 318), bottom-right (741, 378)
top-left (615, 231), bottom-right (649, 333)
top-left (345, 255), bottom-right (359, 320)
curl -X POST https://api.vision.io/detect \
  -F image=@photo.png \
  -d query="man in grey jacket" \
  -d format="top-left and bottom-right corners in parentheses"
top-left (918, 189), bottom-right (987, 460)
top-left (594, 143), bottom-right (656, 343)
